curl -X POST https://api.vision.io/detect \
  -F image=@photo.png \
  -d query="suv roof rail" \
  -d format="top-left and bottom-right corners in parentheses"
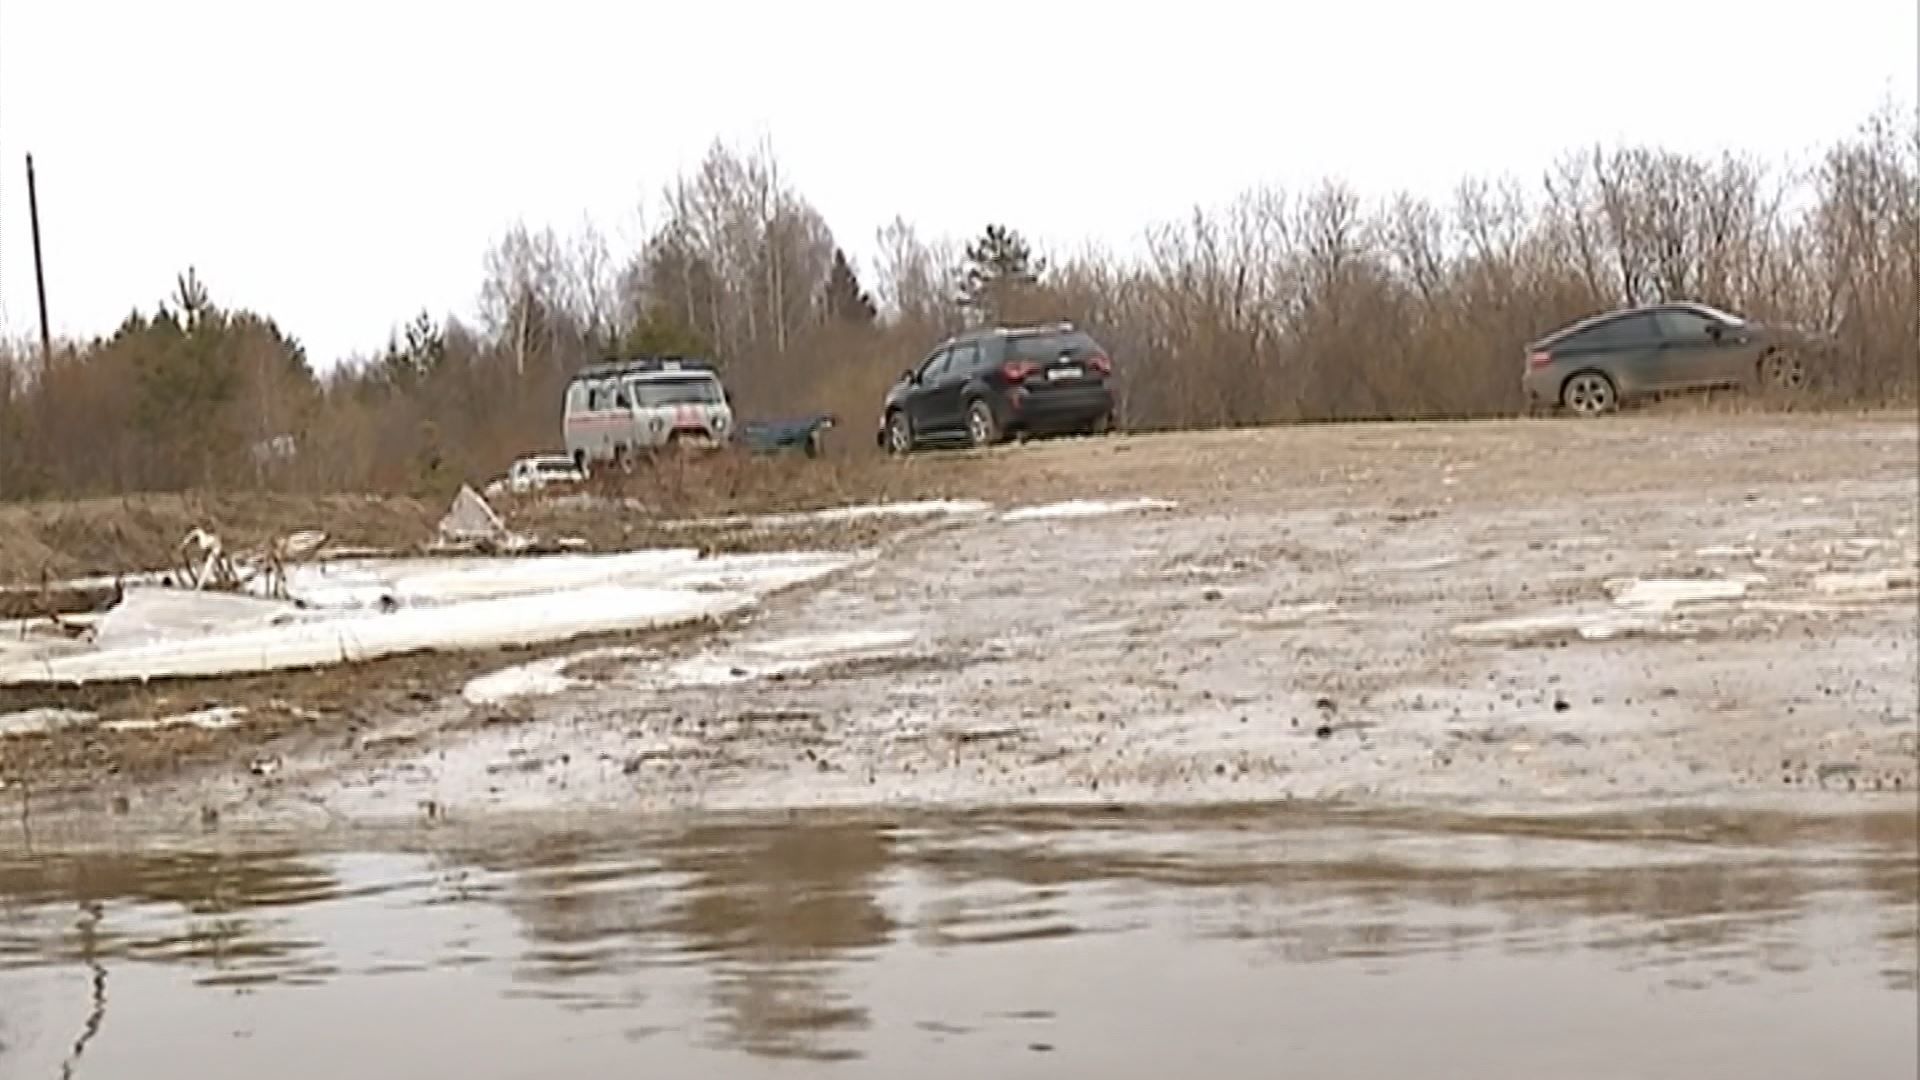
top-left (573, 355), bottom-right (718, 380)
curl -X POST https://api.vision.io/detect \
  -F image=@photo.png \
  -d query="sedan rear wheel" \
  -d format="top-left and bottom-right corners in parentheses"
top-left (1561, 371), bottom-right (1617, 418)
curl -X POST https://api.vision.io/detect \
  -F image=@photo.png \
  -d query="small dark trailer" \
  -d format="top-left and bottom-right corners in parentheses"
top-left (737, 415), bottom-right (836, 458)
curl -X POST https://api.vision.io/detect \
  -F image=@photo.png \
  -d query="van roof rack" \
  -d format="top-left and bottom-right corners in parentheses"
top-left (572, 355), bottom-right (719, 380)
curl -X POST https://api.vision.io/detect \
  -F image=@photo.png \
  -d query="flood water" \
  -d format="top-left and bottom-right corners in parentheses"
top-left (0, 805), bottom-right (1914, 1079)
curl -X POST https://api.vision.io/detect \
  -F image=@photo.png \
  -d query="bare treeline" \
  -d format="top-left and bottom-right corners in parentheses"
top-left (1, 109), bottom-right (1913, 501)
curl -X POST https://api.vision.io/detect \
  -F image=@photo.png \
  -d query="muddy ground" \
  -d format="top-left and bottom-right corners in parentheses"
top-left (0, 411), bottom-right (1910, 835)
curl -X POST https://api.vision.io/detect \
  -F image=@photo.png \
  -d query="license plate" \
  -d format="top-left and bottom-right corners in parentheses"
top-left (1048, 366), bottom-right (1082, 381)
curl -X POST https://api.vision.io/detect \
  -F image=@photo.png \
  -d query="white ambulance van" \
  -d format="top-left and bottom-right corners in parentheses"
top-left (561, 357), bottom-right (735, 468)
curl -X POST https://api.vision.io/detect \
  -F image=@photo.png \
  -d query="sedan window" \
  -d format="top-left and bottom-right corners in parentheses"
top-left (1656, 309), bottom-right (1718, 341)
top-left (1571, 313), bottom-right (1659, 349)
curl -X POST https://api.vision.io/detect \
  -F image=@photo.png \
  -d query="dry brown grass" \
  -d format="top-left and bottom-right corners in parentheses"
top-left (0, 492), bottom-right (439, 587)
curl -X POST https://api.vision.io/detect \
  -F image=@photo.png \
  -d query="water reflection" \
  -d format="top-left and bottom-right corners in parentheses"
top-left (0, 848), bottom-right (340, 982)
top-left (0, 804), bottom-right (1911, 1078)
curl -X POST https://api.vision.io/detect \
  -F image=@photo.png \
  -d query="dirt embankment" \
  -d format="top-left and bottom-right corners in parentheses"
top-left (0, 439), bottom-right (1102, 590)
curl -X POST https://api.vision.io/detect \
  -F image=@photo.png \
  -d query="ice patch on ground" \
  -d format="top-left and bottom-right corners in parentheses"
top-left (666, 500), bottom-right (993, 531)
top-left (460, 618), bottom-right (917, 703)
top-left (1811, 568), bottom-right (1918, 596)
top-left (103, 706), bottom-right (248, 733)
top-left (94, 588), bottom-right (305, 648)
top-left (1354, 555), bottom-right (1468, 574)
top-left (1240, 601), bottom-right (1340, 628)
top-left (464, 628), bottom-right (921, 704)
top-left (462, 646), bottom-right (654, 705)
top-left (1451, 610), bottom-right (1666, 645)
top-left (999, 498), bottom-right (1177, 523)
top-left (1455, 577), bottom-right (1748, 645)
top-left (0, 707), bottom-right (97, 738)
top-left (0, 550), bottom-right (861, 686)
top-left (1608, 578), bottom-right (1749, 612)
top-left (277, 549), bottom-right (713, 611)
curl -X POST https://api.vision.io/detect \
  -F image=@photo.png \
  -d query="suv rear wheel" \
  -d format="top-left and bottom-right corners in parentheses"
top-left (885, 410), bottom-right (914, 455)
top-left (966, 399), bottom-right (1001, 448)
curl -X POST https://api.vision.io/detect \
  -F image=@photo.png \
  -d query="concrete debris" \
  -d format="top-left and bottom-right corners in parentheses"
top-left (438, 485), bottom-right (508, 545)
top-left (432, 485), bottom-right (543, 555)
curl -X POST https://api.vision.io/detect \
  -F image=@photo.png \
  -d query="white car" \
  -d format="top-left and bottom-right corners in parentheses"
top-left (485, 454), bottom-right (586, 498)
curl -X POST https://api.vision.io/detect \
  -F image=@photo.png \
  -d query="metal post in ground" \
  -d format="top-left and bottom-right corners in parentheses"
top-left (26, 154), bottom-right (52, 365)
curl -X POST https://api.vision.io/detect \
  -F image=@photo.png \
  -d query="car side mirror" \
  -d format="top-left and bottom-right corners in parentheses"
top-left (901, 368), bottom-right (918, 384)
top-left (1706, 323), bottom-right (1724, 342)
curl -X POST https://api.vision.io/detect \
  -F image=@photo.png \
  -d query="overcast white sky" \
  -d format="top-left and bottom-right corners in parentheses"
top-left (1, 0), bottom-right (1913, 367)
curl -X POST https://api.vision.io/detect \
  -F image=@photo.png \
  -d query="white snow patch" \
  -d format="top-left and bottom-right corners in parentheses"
top-left (1754, 556), bottom-right (1830, 575)
top-left (0, 549), bottom-right (861, 686)
top-left (465, 627), bottom-right (921, 704)
top-left (94, 588), bottom-right (306, 649)
top-left (667, 500), bottom-right (992, 531)
top-left (0, 707), bottom-right (98, 738)
top-left (462, 646), bottom-right (653, 705)
top-left (280, 549), bottom-right (714, 611)
top-left (1451, 610), bottom-right (1665, 645)
top-left (1454, 577), bottom-right (1748, 645)
top-left (1608, 578), bottom-right (1749, 613)
top-left (1811, 568), bottom-right (1919, 596)
top-left (1249, 601), bottom-right (1340, 626)
top-left (1694, 544), bottom-right (1758, 559)
top-left (999, 498), bottom-right (1177, 523)
top-left (103, 706), bottom-right (248, 733)
top-left (1355, 554), bottom-right (1467, 574)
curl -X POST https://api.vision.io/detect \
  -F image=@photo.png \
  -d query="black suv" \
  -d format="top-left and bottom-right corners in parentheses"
top-left (878, 323), bottom-right (1115, 453)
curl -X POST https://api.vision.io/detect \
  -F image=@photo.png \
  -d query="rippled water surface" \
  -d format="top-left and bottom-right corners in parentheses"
top-left (1, 805), bottom-right (1913, 1079)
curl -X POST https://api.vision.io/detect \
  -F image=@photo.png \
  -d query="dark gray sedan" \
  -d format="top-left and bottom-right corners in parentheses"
top-left (1521, 302), bottom-right (1809, 417)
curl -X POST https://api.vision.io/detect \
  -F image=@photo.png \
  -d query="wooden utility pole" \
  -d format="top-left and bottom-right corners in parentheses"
top-left (26, 154), bottom-right (52, 365)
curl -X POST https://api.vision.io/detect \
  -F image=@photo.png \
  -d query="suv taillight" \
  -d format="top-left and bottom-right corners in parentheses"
top-left (1088, 354), bottom-right (1112, 377)
top-left (1002, 361), bottom-right (1040, 383)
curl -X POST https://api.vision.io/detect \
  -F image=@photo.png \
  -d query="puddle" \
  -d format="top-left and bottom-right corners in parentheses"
top-left (0, 806), bottom-right (1910, 1078)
